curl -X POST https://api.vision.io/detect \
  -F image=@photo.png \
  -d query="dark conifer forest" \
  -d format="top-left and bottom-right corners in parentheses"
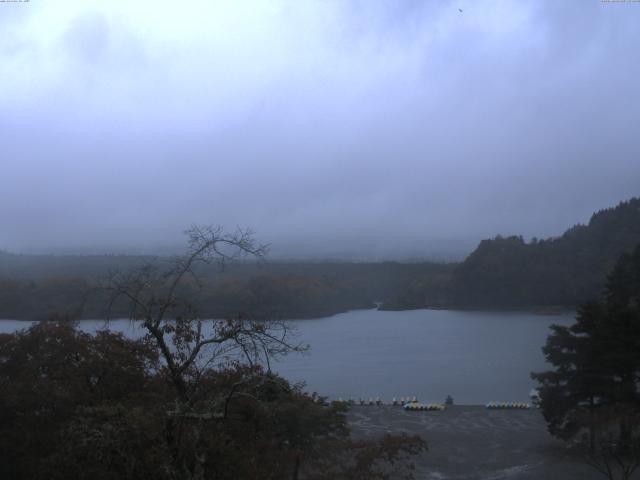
top-left (450, 197), bottom-right (640, 309)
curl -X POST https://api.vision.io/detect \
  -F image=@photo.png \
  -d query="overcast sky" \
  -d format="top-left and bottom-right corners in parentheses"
top-left (1, 0), bottom-right (639, 259)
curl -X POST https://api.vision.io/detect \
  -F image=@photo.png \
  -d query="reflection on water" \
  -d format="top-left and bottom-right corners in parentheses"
top-left (0, 308), bottom-right (573, 404)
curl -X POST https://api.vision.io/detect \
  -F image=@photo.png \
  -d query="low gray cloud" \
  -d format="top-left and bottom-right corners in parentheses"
top-left (0, 1), bottom-right (638, 259)
top-left (63, 12), bottom-right (110, 63)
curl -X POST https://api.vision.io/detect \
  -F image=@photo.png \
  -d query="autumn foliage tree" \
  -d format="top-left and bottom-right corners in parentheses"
top-left (0, 226), bottom-right (426, 480)
top-left (0, 320), bottom-right (164, 479)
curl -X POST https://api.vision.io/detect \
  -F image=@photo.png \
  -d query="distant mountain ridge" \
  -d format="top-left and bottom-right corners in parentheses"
top-left (450, 197), bottom-right (640, 308)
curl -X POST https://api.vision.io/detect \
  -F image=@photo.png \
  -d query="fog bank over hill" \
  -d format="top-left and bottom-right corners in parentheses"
top-left (1, 1), bottom-right (639, 257)
top-left (16, 237), bottom-right (477, 262)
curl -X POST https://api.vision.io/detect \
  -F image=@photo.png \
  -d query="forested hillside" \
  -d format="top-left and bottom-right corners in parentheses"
top-left (0, 253), bottom-right (452, 320)
top-left (1, 197), bottom-right (639, 318)
top-left (450, 197), bottom-right (640, 308)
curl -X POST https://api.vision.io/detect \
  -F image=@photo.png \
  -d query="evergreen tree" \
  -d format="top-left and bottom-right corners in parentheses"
top-left (532, 244), bottom-right (640, 458)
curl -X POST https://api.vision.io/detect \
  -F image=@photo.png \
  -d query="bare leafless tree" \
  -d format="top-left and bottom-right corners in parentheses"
top-left (579, 437), bottom-right (640, 480)
top-left (105, 226), bottom-right (311, 479)
top-left (106, 225), bottom-right (306, 406)
top-left (575, 406), bottom-right (640, 480)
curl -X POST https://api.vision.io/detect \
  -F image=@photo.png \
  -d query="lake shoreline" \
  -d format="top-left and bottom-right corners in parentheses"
top-left (0, 305), bottom-right (576, 323)
top-left (0, 309), bottom-right (574, 405)
top-left (349, 405), bottom-right (601, 479)
top-left (379, 304), bottom-right (575, 316)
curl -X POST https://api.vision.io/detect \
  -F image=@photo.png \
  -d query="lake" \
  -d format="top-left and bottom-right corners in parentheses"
top-left (0, 308), bottom-right (574, 405)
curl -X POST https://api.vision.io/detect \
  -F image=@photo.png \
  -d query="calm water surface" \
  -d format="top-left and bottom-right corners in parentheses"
top-left (0, 309), bottom-right (573, 404)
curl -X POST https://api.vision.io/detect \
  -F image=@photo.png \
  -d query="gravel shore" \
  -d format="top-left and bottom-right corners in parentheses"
top-left (347, 405), bottom-right (621, 480)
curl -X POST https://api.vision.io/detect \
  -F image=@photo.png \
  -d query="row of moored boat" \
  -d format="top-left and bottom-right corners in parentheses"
top-left (485, 402), bottom-right (531, 409)
top-left (334, 397), bottom-right (532, 410)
